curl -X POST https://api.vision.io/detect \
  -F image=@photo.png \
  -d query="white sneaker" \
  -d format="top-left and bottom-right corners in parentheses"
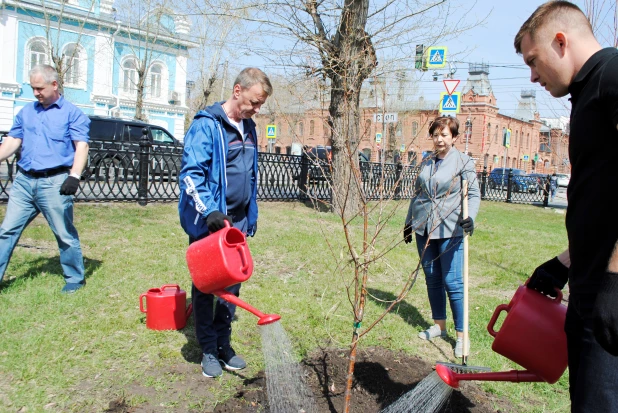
top-left (418, 324), bottom-right (447, 340)
top-left (454, 338), bottom-right (471, 358)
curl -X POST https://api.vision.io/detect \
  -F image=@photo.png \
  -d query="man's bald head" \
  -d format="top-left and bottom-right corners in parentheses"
top-left (514, 1), bottom-right (593, 54)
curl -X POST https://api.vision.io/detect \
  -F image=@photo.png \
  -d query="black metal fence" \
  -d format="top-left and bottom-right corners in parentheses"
top-left (0, 140), bottom-right (552, 206)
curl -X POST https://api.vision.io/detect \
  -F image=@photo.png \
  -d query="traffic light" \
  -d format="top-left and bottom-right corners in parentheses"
top-left (503, 128), bottom-right (511, 148)
top-left (415, 44), bottom-right (426, 70)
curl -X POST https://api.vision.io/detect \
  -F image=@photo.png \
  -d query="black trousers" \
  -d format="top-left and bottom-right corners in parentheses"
top-left (191, 282), bottom-right (241, 354)
top-left (565, 293), bottom-right (618, 412)
top-left (189, 213), bottom-right (248, 355)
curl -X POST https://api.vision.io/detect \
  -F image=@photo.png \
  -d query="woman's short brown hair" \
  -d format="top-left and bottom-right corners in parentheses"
top-left (428, 116), bottom-right (460, 137)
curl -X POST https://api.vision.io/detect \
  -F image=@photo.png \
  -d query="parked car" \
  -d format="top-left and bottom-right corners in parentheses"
top-left (556, 173), bottom-right (570, 188)
top-left (488, 168), bottom-right (538, 193)
top-left (87, 116), bottom-right (183, 180)
top-left (305, 145), bottom-right (370, 181)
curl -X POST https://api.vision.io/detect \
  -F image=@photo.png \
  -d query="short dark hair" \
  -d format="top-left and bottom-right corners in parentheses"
top-left (514, 1), bottom-right (591, 54)
top-left (429, 116), bottom-right (460, 137)
top-left (234, 67), bottom-right (273, 96)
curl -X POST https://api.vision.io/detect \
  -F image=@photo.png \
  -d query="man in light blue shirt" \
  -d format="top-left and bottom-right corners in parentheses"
top-left (0, 64), bottom-right (90, 293)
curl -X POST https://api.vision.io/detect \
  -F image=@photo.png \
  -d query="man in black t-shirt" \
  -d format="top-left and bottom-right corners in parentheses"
top-left (515, 2), bottom-right (618, 412)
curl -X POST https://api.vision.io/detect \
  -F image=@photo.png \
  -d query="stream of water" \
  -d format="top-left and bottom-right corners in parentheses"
top-left (260, 321), bottom-right (317, 413)
top-left (380, 371), bottom-right (453, 413)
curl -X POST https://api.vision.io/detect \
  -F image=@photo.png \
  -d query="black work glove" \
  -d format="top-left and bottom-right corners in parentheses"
top-left (593, 272), bottom-right (618, 356)
top-left (527, 257), bottom-right (569, 298)
top-left (59, 176), bottom-right (80, 195)
top-left (403, 224), bottom-right (413, 244)
top-left (459, 217), bottom-right (474, 235)
top-left (205, 211), bottom-right (232, 233)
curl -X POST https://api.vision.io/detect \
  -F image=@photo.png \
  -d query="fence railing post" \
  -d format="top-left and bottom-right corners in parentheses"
top-left (138, 128), bottom-right (152, 206)
top-left (480, 166), bottom-right (487, 199)
top-left (506, 168), bottom-right (513, 203)
top-left (298, 152), bottom-right (309, 200)
top-left (394, 162), bottom-right (403, 199)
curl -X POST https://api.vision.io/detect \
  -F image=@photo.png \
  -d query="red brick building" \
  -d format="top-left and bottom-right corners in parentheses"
top-left (255, 64), bottom-right (570, 173)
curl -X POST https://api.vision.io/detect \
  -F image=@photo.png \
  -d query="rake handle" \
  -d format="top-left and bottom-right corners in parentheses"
top-left (462, 179), bottom-right (469, 363)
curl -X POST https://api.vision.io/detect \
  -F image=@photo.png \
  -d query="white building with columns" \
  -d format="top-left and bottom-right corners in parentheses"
top-left (0, 0), bottom-right (196, 139)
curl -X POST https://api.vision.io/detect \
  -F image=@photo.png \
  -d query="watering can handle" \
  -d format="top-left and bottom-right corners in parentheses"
top-left (224, 220), bottom-right (231, 228)
top-left (139, 293), bottom-right (147, 313)
top-left (237, 244), bottom-right (250, 273)
top-left (487, 303), bottom-right (510, 337)
top-left (161, 284), bottom-right (180, 291)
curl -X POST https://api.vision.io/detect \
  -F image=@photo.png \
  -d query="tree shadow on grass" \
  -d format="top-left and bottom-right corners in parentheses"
top-left (367, 287), bottom-right (430, 331)
top-left (0, 254), bottom-right (102, 292)
top-left (367, 287), bottom-right (457, 351)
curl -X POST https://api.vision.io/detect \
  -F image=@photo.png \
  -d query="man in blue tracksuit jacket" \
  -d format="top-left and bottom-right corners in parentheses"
top-left (179, 68), bottom-right (272, 378)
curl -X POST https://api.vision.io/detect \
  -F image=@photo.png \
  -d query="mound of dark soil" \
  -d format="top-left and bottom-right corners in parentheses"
top-left (214, 347), bottom-right (514, 413)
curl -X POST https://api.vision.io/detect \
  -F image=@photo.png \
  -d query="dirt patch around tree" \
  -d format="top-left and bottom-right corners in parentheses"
top-left (214, 347), bottom-right (514, 413)
top-left (106, 347), bottom-right (515, 413)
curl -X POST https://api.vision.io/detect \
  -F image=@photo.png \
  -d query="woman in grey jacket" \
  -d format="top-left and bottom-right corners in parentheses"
top-left (403, 116), bottom-right (480, 358)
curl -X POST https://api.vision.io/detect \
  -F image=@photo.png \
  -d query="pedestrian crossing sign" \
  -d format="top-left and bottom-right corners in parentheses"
top-left (439, 92), bottom-right (461, 113)
top-left (266, 124), bottom-right (276, 139)
top-left (426, 46), bottom-right (447, 68)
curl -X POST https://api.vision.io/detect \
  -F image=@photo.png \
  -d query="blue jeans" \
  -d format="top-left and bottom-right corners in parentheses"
top-left (565, 293), bottom-right (618, 412)
top-left (0, 172), bottom-right (85, 284)
top-left (415, 233), bottom-right (464, 332)
top-left (190, 214), bottom-right (248, 354)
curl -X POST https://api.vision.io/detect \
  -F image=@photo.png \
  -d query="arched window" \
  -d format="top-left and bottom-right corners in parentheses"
top-left (396, 123), bottom-right (402, 137)
top-left (26, 38), bottom-right (49, 74)
top-left (298, 121), bottom-right (304, 136)
top-left (526, 133), bottom-right (530, 148)
top-left (494, 125), bottom-right (499, 143)
top-left (62, 43), bottom-right (87, 88)
top-left (122, 58), bottom-right (138, 95)
top-left (412, 121), bottom-right (418, 137)
top-left (149, 64), bottom-right (163, 98)
top-left (309, 120), bottom-right (315, 135)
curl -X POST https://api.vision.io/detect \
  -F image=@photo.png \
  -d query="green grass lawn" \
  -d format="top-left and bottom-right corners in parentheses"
top-left (0, 200), bottom-right (570, 412)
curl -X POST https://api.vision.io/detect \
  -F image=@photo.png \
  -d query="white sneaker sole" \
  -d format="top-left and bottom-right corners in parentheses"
top-left (219, 360), bottom-right (245, 371)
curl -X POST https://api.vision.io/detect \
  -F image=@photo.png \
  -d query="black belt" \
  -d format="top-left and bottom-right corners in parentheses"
top-left (18, 166), bottom-right (70, 178)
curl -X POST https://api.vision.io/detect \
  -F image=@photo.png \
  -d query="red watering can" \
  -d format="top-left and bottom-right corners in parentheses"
top-left (437, 280), bottom-right (568, 388)
top-left (186, 222), bottom-right (280, 326)
top-left (139, 284), bottom-right (193, 330)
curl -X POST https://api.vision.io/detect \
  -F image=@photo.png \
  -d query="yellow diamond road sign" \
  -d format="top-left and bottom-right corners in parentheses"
top-left (426, 46), bottom-right (447, 69)
top-left (439, 92), bottom-right (461, 113)
top-left (266, 125), bottom-right (276, 139)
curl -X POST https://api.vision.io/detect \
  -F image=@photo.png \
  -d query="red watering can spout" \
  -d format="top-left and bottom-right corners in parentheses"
top-left (436, 282), bottom-right (567, 388)
top-left (212, 289), bottom-right (281, 326)
top-left (436, 364), bottom-right (543, 389)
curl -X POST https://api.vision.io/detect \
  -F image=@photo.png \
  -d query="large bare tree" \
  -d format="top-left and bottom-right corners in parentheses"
top-left (229, 1), bottom-right (481, 411)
